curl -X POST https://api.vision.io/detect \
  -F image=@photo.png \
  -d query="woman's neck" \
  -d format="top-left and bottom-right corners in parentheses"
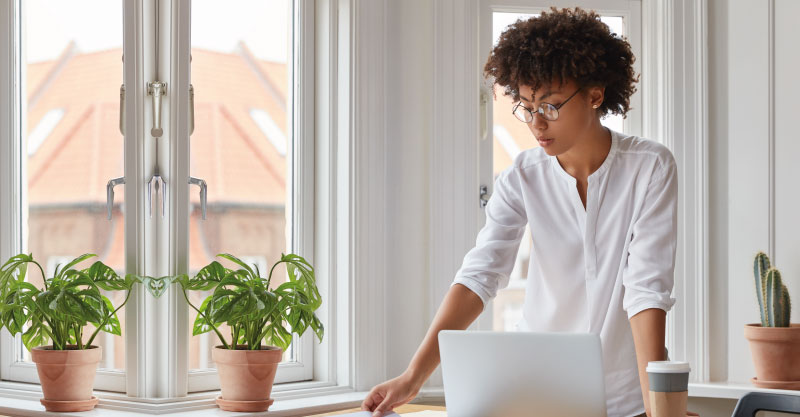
top-left (556, 124), bottom-right (612, 180)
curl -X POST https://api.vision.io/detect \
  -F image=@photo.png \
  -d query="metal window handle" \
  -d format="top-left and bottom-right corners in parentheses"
top-left (148, 174), bottom-right (166, 217)
top-left (480, 185), bottom-right (491, 208)
top-left (147, 81), bottom-right (167, 138)
top-left (106, 177), bottom-right (125, 220)
top-left (189, 177), bottom-right (207, 220)
top-left (480, 88), bottom-right (490, 140)
top-left (189, 84), bottom-right (195, 135)
top-left (119, 84), bottom-right (125, 135)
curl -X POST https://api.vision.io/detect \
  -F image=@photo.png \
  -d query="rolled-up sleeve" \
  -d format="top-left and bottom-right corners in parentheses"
top-left (622, 156), bottom-right (679, 319)
top-left (450, 167), bottom-right (528, 311)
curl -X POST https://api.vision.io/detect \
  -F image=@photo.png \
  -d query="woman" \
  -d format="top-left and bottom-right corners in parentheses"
top-left (362, 7), bottom-right (698, 417)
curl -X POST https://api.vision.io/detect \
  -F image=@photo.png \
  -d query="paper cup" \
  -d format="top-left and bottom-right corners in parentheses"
top-left (646, 361), bottom-right (690, 417)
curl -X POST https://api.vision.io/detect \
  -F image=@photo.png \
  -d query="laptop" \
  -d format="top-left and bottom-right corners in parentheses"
top-left (437, 330), bottom-right (607, 417)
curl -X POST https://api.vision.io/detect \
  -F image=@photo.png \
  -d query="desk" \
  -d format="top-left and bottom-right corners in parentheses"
top-left (309, 404), bottom-right (447, 416)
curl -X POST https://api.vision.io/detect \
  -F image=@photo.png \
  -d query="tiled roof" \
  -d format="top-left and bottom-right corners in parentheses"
top-left (27, 46), bottom-right (289, 207)
top-left (26, 45), bottom-right (292, 272)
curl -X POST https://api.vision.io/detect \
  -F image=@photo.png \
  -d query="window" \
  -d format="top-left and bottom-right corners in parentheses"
top-left (484, 6), bottom-right (643, 331)
top-left (186, 0), bottom-right (312, 391)
top-left (0, 0), bottom-right (127, 391)
top-left (1, 0), bottom-right (322, 399)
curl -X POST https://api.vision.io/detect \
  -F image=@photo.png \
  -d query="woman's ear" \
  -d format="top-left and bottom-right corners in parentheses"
top-left (588, 86), bottom-right (605, 108)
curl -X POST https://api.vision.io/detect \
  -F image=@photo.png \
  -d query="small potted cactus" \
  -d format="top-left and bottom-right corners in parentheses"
top-left (743, 252), bottom-right (799, 390)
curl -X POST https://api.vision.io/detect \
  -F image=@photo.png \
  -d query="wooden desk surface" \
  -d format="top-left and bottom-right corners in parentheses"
top-left (309, 404), bottom-right (446, 416)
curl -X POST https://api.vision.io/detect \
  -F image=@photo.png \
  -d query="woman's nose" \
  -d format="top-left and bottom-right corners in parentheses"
top-left (530, 111), bottom-right (548, 129)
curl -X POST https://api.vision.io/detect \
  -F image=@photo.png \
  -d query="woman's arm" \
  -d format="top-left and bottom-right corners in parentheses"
top-left (629, 308), bottom-right (667, 417)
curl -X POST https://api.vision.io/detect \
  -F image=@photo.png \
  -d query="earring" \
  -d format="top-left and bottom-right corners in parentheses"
top-left (592, 104), bottom-right (599, 109)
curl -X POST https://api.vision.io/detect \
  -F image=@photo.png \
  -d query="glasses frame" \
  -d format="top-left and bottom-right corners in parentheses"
top-left (512, 86), bottom-right (583, 123)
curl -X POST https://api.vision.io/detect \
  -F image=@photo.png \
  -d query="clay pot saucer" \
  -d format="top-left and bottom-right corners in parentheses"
top-left (215, 395), bottom-right (274, 412)
top-left (750, 377), bottom-right (800, 391)
top-left (40, 396), bottom-right (99, 412)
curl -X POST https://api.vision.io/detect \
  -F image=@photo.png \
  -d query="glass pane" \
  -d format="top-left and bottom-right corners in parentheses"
top-left (189, 0), bottom-right (293, 371)
top-left (491, 12), bottom-right (628, 331)
top-left (22, 0), bottom-right (125, 370)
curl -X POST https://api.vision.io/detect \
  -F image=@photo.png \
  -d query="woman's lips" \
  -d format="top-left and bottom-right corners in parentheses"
top-left (537, 137), bottom-right (554, 147)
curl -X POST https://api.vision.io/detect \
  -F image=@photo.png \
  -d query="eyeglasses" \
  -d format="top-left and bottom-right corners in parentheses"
top-left (512, 87), bottom-right (583, 123)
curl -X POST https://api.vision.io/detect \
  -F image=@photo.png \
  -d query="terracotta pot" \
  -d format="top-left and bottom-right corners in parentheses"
top-left (212, 345), bottom-right (283, 412)
top-left (30, 345), bottom-right (101, 411)
top-left (744, 323), bottom-right (800, 389)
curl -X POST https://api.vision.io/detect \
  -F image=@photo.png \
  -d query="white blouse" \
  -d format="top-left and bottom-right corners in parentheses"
top-left (451, 128), bottom-right (678, 417)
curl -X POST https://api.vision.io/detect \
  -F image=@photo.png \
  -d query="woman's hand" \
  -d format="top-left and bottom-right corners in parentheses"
top-left (360, 371), bottom-right (423, 417)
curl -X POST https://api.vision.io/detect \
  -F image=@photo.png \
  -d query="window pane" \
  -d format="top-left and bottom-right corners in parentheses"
top-left (188, 0), bottom-right (294, 371)
top-left (491, 12), bottom-right (628, 331)
top-left (22, 0), bottom-right (125, 370)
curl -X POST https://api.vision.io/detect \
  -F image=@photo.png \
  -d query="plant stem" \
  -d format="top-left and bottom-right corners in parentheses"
top-left (31, 260), bottom-right (48, 291)
top-left (75, 323), bottom-right (83, 349)
top-left (86, 289), bottom-right (132, 347)
top-left (266, 261), bottom-right (288, 290)
top-left (181, 288), bottom-right (229, 349)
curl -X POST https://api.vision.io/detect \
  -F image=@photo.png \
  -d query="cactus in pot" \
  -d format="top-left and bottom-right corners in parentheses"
top-left (744, 251), bottom-right (799, 389)
top-left (752, 252), bottom-right (792, 327)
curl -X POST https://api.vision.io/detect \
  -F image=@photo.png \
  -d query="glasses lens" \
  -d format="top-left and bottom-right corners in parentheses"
top-left (542, 103), bottom-right (558, 121)
top-left (513, 104), bottom-right (533, 123)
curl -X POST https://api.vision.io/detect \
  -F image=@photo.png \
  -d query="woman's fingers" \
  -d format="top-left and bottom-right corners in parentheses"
top-left (360, 388), bottom-right (384, 411)
top-left (372, 396), bottom-right (396, 417)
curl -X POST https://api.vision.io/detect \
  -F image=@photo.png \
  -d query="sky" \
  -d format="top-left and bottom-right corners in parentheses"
top-left (24, 0), bottom-right (290, 63)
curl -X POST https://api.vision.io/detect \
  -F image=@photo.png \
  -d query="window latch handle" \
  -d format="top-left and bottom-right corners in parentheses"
top-left (189, 84), bottom-right (195, 135)
top-left (106, 177), bottom-right (125, 220)
top-left (480, 185), bottom-right (491, 208)
top-left (148, 174), bottom-right (166, 217)
top-left (147, 81), bottom-right (167, 138)
top-left (189, 177), bottom-right (207, 220)
top-left (119, 84), bottom-right (125, 135)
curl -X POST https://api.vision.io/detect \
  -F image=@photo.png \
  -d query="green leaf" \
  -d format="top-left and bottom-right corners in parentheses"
top-left (185, 262), bottom-right (228, 291)
top-left (210, 289), bottom-right (255, 323)
top-left (217, 254), bottom-right (257, 279)
top-left (192, 295), bottom-right (216, 336)
top-left (311, 314), bottom-right (324, 342)
top-left (21, 319), bottom-right (51, 351)
top-left (84, 261), bottom-right (129, 291)
top-left (55, 254), bottom-right (97, 279)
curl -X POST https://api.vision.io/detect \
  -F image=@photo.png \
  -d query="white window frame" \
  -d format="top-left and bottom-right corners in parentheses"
top-left (0, 0), bottom-right (376, 412)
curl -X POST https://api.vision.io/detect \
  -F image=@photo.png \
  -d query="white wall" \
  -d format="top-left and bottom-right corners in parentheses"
top-left (385, 0), bottom-right (435, 380)
top-left (726, 0), bottom-right (800, 385)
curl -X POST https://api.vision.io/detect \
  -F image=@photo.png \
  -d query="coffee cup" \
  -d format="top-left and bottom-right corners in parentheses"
top-left (646, 361), bottom-right (690, 417)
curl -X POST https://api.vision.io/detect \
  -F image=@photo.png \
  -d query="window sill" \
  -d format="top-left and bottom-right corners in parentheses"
top-left (0, 381), bottom-right (375, 416)
top-left (689, 381), bottom-right (800, 400)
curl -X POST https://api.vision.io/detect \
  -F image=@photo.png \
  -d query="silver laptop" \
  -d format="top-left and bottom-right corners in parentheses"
top-left (438, 330), bottom-right (607, 417)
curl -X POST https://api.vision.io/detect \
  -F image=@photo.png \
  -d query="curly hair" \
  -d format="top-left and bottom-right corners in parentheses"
top-left (484, 7), bottom-right (639, 119)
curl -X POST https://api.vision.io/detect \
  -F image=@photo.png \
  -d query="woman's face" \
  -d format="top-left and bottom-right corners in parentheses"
top-left (517, 79), bottom-right (604, 156)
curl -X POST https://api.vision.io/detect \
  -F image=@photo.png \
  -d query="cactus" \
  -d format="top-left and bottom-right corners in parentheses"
top-left (753, 252), bottom-right (770, 327)
top-left (781, 287), bottom-right (792, 328)
top-left (752, 253), bottom-right (792, 327)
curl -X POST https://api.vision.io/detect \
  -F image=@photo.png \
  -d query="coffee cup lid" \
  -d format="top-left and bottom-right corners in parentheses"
top-left (646, 361), bottom-right (691, 373)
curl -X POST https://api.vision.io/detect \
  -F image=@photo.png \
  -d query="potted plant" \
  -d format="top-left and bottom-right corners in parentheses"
top-left (0, 253), bottom-right (138, 411)
top-left (174, 253), bottom-right (324, 412)
top-left (744, 252), bottom-right (800, 390)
